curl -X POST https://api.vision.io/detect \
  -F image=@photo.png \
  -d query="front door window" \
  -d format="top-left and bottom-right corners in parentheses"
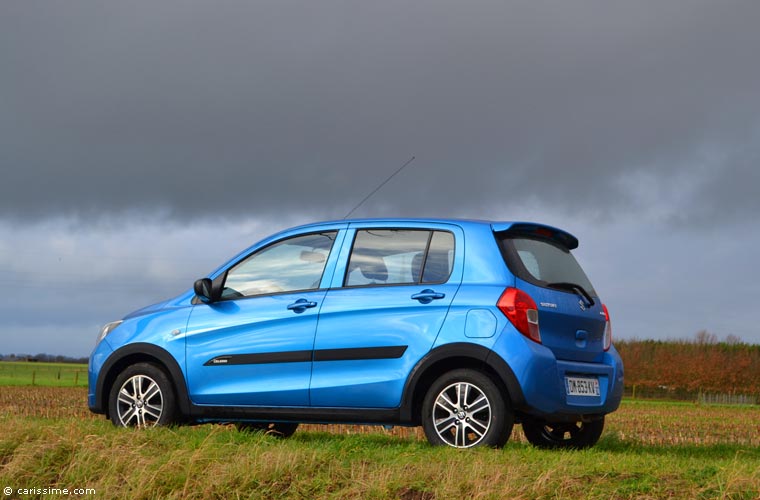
top-left (222, 232), bottom-right (337, 299)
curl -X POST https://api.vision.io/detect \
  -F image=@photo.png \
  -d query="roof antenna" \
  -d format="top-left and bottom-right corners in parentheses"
top-left (343, 156), bottom-right (416, 219)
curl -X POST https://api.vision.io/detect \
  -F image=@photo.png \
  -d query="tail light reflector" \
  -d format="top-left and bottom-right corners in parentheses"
top-left (602, 303), bottom-right (612, 351)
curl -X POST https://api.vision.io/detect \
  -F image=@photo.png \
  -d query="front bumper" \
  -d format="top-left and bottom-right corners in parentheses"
top-left (88, 339), bottom-right (114, 414)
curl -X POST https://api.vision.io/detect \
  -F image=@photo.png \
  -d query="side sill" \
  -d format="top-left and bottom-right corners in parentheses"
top-left (188, 405), bottom-right (410, 426)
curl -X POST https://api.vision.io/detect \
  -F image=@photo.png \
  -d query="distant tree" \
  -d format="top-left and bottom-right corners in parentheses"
top-left (695, 330), bottom-right (718, 345)
top-left (617, 337), bottom-right (760, 395)
top-left (0, 353), bottom-right (89, 364)
top-left (725, 334), bottom-right (743, 345)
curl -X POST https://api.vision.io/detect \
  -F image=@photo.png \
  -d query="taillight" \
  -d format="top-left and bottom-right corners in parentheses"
top-left (498, 287), bottom-right (541, 343)
top-left (602, 303), bottom-right (612, 351)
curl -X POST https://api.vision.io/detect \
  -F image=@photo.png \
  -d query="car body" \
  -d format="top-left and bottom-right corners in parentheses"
top-left (89, 218), bottom-right (623, 448)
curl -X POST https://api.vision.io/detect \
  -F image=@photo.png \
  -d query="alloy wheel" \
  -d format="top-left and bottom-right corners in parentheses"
top-left (116, 374), bottom-right (164, 428)
top-left (431, 381), bottom-right (492, 448)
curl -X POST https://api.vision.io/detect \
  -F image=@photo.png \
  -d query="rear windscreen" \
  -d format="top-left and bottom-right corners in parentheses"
top-left (498, 235), bottom-right (597, 297)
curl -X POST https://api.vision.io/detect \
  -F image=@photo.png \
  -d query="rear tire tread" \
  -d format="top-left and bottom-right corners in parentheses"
top-left (522, 416), bottom-right (605, 449)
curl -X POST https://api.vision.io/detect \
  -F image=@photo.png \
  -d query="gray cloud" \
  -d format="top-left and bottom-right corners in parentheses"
top-left (0, 216), bottom-right (285, 356)
top-left (2, 1), bottom-right (759, 223)
top-left (2, 1), bottom-right (760, 355)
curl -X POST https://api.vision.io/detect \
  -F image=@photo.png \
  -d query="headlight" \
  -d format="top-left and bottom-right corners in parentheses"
top-left (96, 320), bottom-right (123, 345)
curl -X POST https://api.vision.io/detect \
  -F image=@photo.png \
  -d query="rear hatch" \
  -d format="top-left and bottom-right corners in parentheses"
top-left (494, 223), bottom-right (607, 363)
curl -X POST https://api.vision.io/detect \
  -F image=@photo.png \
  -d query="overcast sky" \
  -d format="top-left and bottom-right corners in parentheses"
top-left (2, 1), bottom-right (759, 356)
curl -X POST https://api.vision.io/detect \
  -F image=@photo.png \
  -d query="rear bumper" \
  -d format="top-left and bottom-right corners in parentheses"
top-left (503, 338), bottom-right (624, 421)
top-left (524, 357), bottom-right (623, 421)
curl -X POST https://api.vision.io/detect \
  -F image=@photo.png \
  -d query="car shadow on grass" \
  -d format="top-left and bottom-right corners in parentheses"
top-left (290, 430), bottom-right (424, 448)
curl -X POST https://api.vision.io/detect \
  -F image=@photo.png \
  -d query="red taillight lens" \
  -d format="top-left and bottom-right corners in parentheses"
top-left (602, 303), bottom-right (612, 351)
top-left (498, 287), bottom-right (541, 343)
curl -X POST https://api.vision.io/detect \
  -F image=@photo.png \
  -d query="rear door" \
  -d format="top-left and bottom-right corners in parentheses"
top-left (496, 226), bottom-right (607, 362)
top-left (310, 222), bottom-right (464, 408)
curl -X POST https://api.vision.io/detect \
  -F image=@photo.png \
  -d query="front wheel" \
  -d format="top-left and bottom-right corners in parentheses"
top-left (522, 416), bottom-right (605, 449)
top-left (108, 363), bottom-right (177, 428)
top-left (421, 369), bottom-right (513, 448)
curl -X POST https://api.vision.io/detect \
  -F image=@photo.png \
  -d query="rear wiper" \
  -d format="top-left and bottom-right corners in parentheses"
top-left (547, 282), bottom-right (595, 307)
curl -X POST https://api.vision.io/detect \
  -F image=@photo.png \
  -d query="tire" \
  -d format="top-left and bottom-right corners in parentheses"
top-left (522, 416), bottom-right (605, 450)
top-left (421, 369), bottom-right (513, 448)
top-left (236, 422), bottom-right (299, 438)
top-left (108, 362), bottom-right (177, 428)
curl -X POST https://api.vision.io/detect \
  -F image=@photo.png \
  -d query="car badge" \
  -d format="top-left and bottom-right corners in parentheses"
top-left (578, 299), bottom-right (586, 311)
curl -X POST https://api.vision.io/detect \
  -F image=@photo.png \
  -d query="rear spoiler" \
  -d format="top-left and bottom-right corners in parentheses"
top-left (491, 222), bottom-right (579, 250)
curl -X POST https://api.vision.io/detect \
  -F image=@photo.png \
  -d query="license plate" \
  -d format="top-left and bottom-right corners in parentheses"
top-left (565, 376), bottom-right (600, 397)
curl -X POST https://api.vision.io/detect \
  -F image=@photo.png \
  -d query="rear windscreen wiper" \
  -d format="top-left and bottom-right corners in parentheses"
top-left (547, 282), bottom-right (596, 307)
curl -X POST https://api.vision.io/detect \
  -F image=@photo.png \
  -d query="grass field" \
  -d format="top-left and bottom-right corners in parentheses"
top-left (1, 385), bottom-right (759, 499)
top-left (0, 361), bottom-right (88, 387)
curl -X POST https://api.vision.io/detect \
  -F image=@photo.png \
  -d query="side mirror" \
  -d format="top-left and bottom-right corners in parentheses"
top-left (194, 278), bottom-right (215, 304)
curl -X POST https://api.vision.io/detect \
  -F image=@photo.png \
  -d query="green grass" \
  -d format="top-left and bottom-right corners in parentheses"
top-left (1, 381), bottom-right (759, 498)
top-left (1, 415), bottom-right (758, 500)
top-left (0, 361), bottom-right (88, 387)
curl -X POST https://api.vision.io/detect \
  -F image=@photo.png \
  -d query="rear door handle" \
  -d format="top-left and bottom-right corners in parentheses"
top-left (411, 289), bottom-right (445, 304)
top-left (287, 299), bottom-right (318, 313)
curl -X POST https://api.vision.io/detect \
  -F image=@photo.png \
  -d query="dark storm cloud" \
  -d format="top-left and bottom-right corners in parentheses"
top-left (2, 1), bottom-right (759, 223)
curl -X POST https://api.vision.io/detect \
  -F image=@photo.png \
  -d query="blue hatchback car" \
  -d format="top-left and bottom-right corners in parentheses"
top-left (89, 218), bottom-right (623, 449)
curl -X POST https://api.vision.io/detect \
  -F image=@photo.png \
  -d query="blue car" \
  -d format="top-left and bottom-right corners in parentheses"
top-left (89, 218), bottom-right (623, 449)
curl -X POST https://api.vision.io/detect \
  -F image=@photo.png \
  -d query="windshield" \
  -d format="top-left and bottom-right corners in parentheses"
top-left (499, 236), bottom-right (597, 297)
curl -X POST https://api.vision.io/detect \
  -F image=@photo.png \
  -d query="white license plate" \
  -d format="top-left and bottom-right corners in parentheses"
top-left (565, 376), bottom-right (600, 397)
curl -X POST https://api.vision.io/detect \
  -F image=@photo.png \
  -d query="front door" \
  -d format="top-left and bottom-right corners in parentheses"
top-left (185, 231), bottom-right (338, 406)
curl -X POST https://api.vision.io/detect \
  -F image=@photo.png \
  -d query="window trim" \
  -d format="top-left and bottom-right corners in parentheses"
top-left (342, 228), bottom-right (455, 289)
top-left (217, 230), bottom-right (339, 301)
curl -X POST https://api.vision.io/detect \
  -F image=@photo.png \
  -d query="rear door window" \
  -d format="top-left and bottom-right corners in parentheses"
top-left (345, 229), bottom-right (454, 287)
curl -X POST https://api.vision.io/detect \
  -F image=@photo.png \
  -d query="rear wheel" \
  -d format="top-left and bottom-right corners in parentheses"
top-left (109, 363), bottom-right (177, 428)
top-left (236, 422), bottom-right (299, 438)
top-left (421, 369), bottom-right (513, 448)
top-left (522, 416), bottom-right (604, 449)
